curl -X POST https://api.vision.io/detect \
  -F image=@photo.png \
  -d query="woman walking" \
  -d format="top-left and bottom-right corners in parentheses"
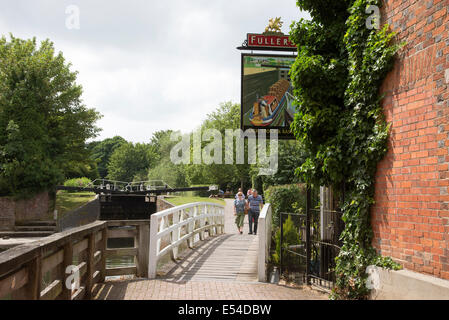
top-left (234, 192), bottom-right (247, 234)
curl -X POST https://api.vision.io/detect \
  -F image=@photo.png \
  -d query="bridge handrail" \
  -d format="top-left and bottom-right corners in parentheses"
top-left (148, 202), bottom-right (225, 279)
top-left (0, 220), bottom-right (155, 300)
top-left (0, 221), bottom-right (109, 300)
top-left (258, 203), bottom-right (273, 282)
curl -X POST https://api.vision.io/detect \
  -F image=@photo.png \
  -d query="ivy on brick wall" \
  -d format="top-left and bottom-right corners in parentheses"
top-left (290, 0), bottom-right (404, 299)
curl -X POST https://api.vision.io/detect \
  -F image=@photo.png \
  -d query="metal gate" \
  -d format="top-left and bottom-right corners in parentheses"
top-left (279, 185), bottom-right (344, 290)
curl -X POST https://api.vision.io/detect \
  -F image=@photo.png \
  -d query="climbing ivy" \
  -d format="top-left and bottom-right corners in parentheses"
top-left (290, 0), bottom-right (403, 299)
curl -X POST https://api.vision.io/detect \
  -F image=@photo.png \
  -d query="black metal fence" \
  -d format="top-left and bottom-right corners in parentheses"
top-left (279, 185), bottom-right (344, 290)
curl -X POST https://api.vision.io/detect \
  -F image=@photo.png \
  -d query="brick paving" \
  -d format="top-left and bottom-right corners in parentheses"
top-left (93, 199), bottom-right (328, 300)
top-left (93, 279), bottom-right (327, 300)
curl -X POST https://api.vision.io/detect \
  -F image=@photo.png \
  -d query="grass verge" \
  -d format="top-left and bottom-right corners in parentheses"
top-left (55, 191), bottom-right (96, 217)
top-left (164, 196), bottom-right (225, 206)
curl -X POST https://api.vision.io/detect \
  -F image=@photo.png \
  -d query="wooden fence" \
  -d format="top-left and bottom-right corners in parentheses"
top-left (0, 220), bottom-right (150, 300)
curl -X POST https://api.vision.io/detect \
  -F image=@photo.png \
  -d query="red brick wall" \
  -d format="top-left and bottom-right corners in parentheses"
top-left (0, 192), bottom-right (51, 230)
top-left (372, 0), bottom-right (449, 280)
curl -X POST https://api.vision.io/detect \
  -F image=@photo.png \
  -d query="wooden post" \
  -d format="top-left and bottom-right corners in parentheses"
top-left (99, 228), bottom-right (107, 283)
top-left (137, 224), bottom-right (150, 278)
top-left (218, 206), bottom-right (222, 234)
top-left (84, 234), bottom-right (95, 299)
top-left (11, 256), bottom-right (42, 300)
top-left (200, 205), bottom-right (206, 240)
top-left (148, 215), bottom-right (159, 279)
top-left (171, 210), bottom-right (180, 261)
top-left (27, 256), bottom-right (42, 300)
top-left (188, 207), bottom-right (195, 249)
top-left (219, 208), bottom-right (224, 234)
top-left (211, 206), bottom-right (216, 236)
top-left (61, 242), bottom-right (73, 300)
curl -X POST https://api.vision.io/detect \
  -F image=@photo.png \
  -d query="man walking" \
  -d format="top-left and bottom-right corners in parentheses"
top-left (247, 189), bottom-right (263, 235)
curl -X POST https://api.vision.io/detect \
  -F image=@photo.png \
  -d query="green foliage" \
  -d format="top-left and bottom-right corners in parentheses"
top-left (107, 142), bottom-right (154, 182)
top-left (259, 140), bottom-right (306, 188)
top-left (290, 0), bottom-right (403, 299)
top-left (272, 215), bottom-right (300, 267)
top-left (88, 136), bottom-right (127, 178)
top-left (264, 184), bottom-right (306, 228)
top-left (185, 102), bottom-right (252, 191)
top-left (63, 177), bottom-right (92, 188)
top-left (0, 35), bottom-right (101, 197)
top-left (149, 161), bottom-right (187, 188)
top-left (147, 130), bottom-right (187, 188)
top-left (55, 191), bottom-right (96, 216)
top-left (61, 154), bottom-right (99, 181)
top-left (165, 196), bottom-right (225, 207)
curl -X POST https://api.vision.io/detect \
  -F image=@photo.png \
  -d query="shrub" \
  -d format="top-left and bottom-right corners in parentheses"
top-left (63, 177), bottom-right (92, 188)
top-left (264, 184), bottom-right (306, 228)
top-left (272, 215), bottom-right (301, 268)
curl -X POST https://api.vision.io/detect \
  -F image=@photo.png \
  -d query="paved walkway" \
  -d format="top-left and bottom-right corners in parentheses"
top-left (159, 199), bottom-right (258, 282)
top-left (92, 278), bottom-right (326, 300)
top-left (93, 199), bottom-right (327, 300)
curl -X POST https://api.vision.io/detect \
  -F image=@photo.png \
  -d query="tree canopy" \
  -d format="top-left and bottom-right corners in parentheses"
top-left (147, 130), bottom-right (188, 188)
top-left (88, 136), bottom-right (127, 178)
top-left (0, 35), bottom-right (101, 197)
top-left (107, 142), bottom-right (154, 182)
top-left (185, 102), bottom-right (252, 191)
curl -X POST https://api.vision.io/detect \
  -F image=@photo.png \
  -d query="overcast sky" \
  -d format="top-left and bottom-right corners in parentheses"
top-left (0, 0), bottom-right (310, 143)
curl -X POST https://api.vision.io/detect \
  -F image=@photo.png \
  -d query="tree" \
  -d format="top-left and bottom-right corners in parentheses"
top-left (0, 35), bottom-right (101, 197)
top-left (148, 161), bottom-right (187, 188)
top-left (88, 136), bottom-right (127, 178)
top-left (107, 142), bottom-right (153, 182)
top-left (61, 157), bottom-right (99, 181)
top-left (253, 140), bottom-right (307, 191)
top-left (186, 102), bottom-right (252, 191)
top-left (147, 130), bottom-right (187, 188)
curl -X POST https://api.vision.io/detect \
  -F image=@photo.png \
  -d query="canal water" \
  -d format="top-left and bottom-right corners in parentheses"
top-left (107, 237), bottom-right (135, 269)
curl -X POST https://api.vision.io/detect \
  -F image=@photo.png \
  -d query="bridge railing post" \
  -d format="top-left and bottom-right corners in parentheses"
top-left (137, 223), bottom-right (150, 278)
top-left (148, 214), bottom-right (159, 279)
top-left (220, 206), bottom-right (224, 234)
top-left (147, 202), bottom-right (225, 279)
top-left (214, 207), bottom-right (220, 235)
top-left (199, 205), bottom-right (205, 241)
top-left (171, 210), bottom-right (180, 261)
top-left (209, 205), bottom-right (216, 236)
top-left (188, 206), bottom-right (196, 248)
top-left (258, 204), bottom-right (272, 282)
top-left (99, 228), bottom-right (107, 283)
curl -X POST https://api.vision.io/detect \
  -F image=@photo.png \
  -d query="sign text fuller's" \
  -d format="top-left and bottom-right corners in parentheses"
top-left (238, 18), bottom-right (298, 139)
top-left (247, 34), bottom-right (295, 49)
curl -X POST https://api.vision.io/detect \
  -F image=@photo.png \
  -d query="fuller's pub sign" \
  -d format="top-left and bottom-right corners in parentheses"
top-left (238, 17), bottom-right (297, 51)
top-left (238, 18), bottom-right (298, 140)
top-left (246, 34), bottom-right (295, 49)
